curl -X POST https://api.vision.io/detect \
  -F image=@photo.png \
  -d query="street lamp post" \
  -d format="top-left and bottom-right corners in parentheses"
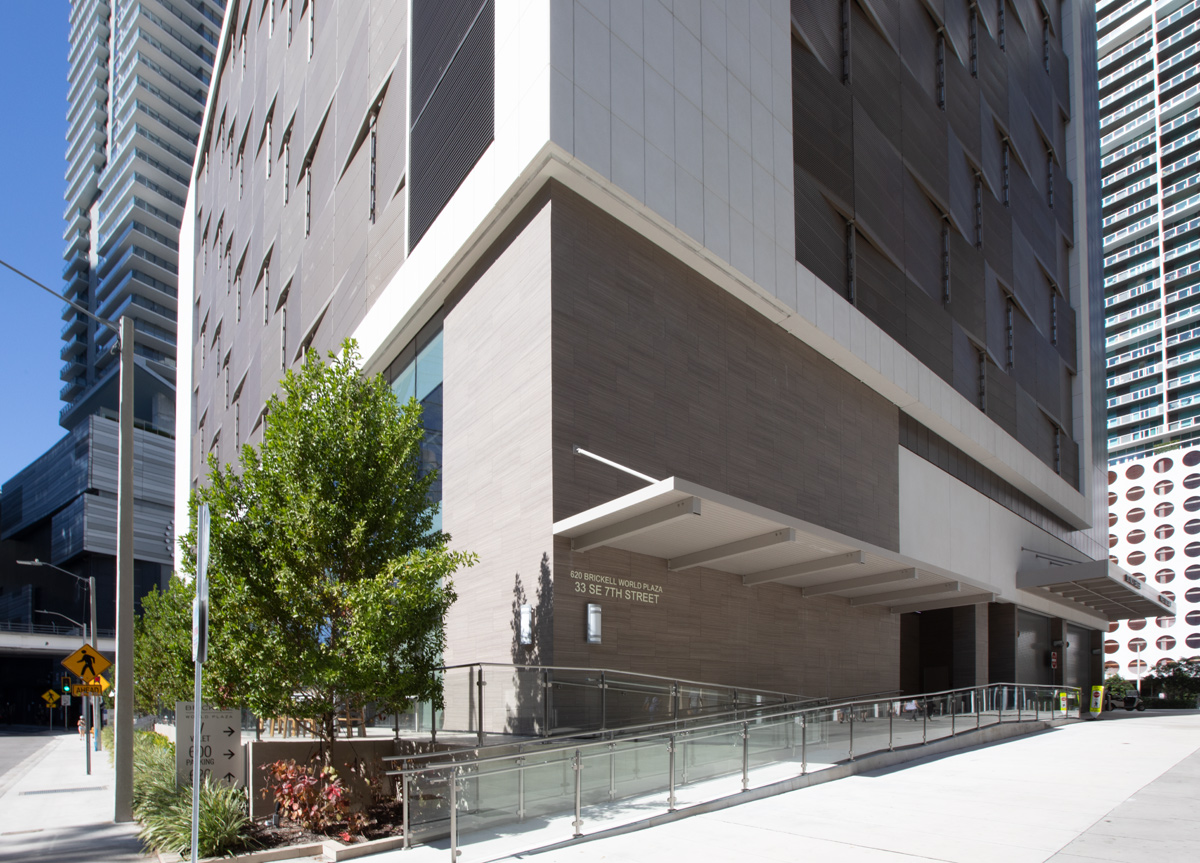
top-left (19, 558), bottom-right (100, 767)
top-left (3, 259), bottom-right (136, 822)
top-left (33, 607), bottom-right (90, 774)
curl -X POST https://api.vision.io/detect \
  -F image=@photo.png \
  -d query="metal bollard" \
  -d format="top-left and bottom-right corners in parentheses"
top-left (608, 743), bottom-right (616, 801)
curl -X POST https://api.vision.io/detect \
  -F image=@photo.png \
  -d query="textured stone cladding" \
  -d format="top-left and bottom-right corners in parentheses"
top-left (548, 184), bottom-right (901, 696)
top-left (549, 183), bottom-right (900, 547)
top-left (552, 539), bottom-right (899, 700)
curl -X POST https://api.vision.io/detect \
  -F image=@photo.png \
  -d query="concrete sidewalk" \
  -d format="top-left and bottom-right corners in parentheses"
top-left (511, 711), bottom-right (1200, 863)
top-left (0, 730), bottom-right (147, 862)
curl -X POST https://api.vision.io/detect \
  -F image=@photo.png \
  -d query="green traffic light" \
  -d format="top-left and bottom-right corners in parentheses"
top-left (61, 675), bottom-right (70, 694)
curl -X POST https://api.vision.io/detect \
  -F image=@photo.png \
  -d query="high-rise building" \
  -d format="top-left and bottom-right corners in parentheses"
top-left (61, 0), bottom-right (224, 429)
top-left (0, 0), bottom-right (222, 723)
top-left (1099, 0), bottom-right (1200, 462)
top-left (179, 0), bottom-right (1159, 703)
top-left (1096, 0), bottom-right (1200, 684)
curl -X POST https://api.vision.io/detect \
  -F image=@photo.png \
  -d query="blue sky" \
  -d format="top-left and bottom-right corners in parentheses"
top-left (0, 3), bottom-right (73, 484)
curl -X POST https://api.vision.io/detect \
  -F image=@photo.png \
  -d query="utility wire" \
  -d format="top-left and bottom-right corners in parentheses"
top-left (0, 256), bottom-right (120, 334)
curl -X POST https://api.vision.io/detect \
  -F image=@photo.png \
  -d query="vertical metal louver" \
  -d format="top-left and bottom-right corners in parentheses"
top-left (409, 0), bottom-right (495, 251)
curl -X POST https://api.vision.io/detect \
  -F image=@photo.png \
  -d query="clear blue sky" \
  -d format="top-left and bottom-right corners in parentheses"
top-left (0, 3), bottom-right (73, 485)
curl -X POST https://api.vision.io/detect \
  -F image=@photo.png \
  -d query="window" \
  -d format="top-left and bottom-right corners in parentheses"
top-left (1047, 149), bottom-right (1054, 209)
top-left (1125, 506), bottom-right (1143, 522)
top-left (1042, 15), bottom-right (1050, 74)
top-left (280, 306), bottom-right (287, 369)
top-left (977, 350), bottom-right (987, 411)
top-left (1002, 141), bottom-right (1010, 207)
top-left (1156, 457), bottom-right (1174, 473)
top-left (1157, 501), bottom-right (1175, 517)
top-left (1156, 524), bottom-right (1174, 540)
top-left (936, 32), bottom-right (946, 110)
top-left (846, 222), bottom-right (856, 303)
top-left (238, 148), bottom-right (244, 199)
top-left (969, 4), bottom-right (978, 77)
top-left (235, 271), bottom-right (242, 322)
top-left (307, 0), bottom-right (314, 60)
top-left (1050, 292), bottom-right (1058, 345)
top-left (269, 0), bottom-right (275, 38)
top-left (1005, 298), bottom-right (1014, 369)
top-left (262, 265), bottom-right (270, 325)
top-left (998, 1), bottom-right (1005, 52)
top-left (304, 163), bottom-right (312, 237)
top-left (283, 138), bottom-right (290, 205)
top-left (265, 120), bottom-right (272, 179)
top-left (941, 220), bottom-right (950, 304)
top-left (235, 400), bottom-right (241, 449)
top-left (224, 363), bottom-right (229, 408)
top-left (368, 111), bottom-right (377, 224)
top-left (974, 173), bottom-right (983, 248)
top-left (840, 0), bottom-right (850, 83)
top-left (287, 0), bottom-right (293, 46)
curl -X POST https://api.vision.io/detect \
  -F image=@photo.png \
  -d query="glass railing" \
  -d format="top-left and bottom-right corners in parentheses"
top-left (386, 682), bottom-right (1080, 860)
top-left (409, 662), bottom-right (812, 747)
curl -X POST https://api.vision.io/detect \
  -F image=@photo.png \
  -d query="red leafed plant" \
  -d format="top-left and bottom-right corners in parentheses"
top-left (261, 759), bottom-right (368, 835)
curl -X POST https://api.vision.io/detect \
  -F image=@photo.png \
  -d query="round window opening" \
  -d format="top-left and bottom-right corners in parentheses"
top-left (1128, 551), bottom-right (1146, 565)
top-left (1128, 529), bottom-right (1147, 544)
top-left (1128, 487), bottom-right (1147, 501)
top-left (1157, 502), bottom-right (1175, 517)
top-left (1156, 569), bottom-right (1175, 584)
top-left (1156, 480), bottom-right (1175, 496)
top-left (1127, 464), bottom-right (1146, 480)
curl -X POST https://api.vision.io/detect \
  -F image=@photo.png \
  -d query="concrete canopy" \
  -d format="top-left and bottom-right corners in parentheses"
top-left (1016, 559), bottom-right (1176, 621)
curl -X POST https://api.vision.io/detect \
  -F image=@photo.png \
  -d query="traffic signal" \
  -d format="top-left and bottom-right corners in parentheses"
top-left (61, 675), bottom-right (71, 694)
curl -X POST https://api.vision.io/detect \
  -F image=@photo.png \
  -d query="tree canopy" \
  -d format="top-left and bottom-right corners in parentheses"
top-left (176, 339), bottom-right (472, 753)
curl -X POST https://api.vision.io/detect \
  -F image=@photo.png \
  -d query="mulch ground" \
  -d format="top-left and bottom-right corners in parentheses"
top-left (247, 799), bottom-right (406, 848)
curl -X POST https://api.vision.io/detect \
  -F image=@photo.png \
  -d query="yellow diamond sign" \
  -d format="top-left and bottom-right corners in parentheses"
top-left (42, 690), bottom-right (60, 706)
top-left (61, 644), bottom-right (112, 681)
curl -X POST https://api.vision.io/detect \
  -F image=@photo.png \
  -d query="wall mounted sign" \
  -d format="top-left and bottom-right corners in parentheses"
top-left (569, 570), bottom-right (663, 605)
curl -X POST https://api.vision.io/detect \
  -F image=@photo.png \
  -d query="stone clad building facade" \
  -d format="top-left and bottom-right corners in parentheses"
top-left (179, 0), bottom-right (1168, 703)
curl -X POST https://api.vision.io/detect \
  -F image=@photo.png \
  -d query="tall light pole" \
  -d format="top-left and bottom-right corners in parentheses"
top-left (3, 258), bottom-right (136, 822)
top-left (18, 558), bottom-right (99, 762)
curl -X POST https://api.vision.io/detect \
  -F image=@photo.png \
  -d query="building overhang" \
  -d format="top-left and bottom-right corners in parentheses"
top-left (1016, 559), bottom-right (1175, 621)
top-left (553, 477), bottom-right (995, 613)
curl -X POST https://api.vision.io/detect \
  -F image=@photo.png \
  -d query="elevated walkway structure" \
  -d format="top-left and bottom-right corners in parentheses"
top-left (0, 621), bottom-right (116, 658)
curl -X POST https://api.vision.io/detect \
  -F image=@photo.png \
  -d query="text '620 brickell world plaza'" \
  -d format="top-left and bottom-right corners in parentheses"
top-left (173, 0), bottom-right (1169, 720)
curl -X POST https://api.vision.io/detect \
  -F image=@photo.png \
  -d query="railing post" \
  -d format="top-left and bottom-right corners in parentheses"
top-left (667, 735), bottom-right (677, 811)
top-left (1017, 687), bottom-right (1022, 723)
top-left (542, 669), bottom-right (550, 737)
top-left (848, 711), bottom-right (854, 761)
top-left (801, 714), bottom-right (808, 775)
top-left (672, 682), bottom-right (679, 722)
top-left (741, 722), bottom-right (749, 791)
top-left (401, 766), bottom-right (410, 850)
top-left (517, 756), bottom-right (526, 821)
top-left (599, 671), bottom-right (607, 732)
top-left (477, 667), bottom-right (485, 747)
top-left (951, 693), bottom-right (956, 736)
top-left (449, 767), bottom-right (458, 861)
top-left (976, 688), bottom-right (981, 730)
top-left (922, 699), bottom-right (927, 744)
top-left (888, 703), bottom-right (894, 751)
top-left (608, 743), bottom-right (616, 801)
top-left (572, 750), bottom-right (583, 838)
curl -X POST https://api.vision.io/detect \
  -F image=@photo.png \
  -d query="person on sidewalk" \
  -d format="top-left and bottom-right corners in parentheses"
top-left (77, 715), bottom-right (85, 739)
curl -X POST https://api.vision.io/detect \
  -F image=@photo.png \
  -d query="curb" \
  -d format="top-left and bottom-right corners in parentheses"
top-left (159, 832), bottom-right (408, 863)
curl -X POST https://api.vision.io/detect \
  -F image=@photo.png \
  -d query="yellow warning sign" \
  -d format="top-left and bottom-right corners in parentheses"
top-left (72, 684), bottom-right (105, 696)
top-left (42, 690), bottom-right (60, 705)
top-left (61, 644), bottom-right (112, 681)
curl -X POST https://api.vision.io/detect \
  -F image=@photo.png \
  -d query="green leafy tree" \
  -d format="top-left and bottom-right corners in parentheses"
top-left (181, 339), bottom-right (473, 760)
top-left (1103, 674), bottom-right (1133, 698)
top-left (1145, 658), bottom-right (1200, 701)
top-left (133, 575), bottom-right (198, 715)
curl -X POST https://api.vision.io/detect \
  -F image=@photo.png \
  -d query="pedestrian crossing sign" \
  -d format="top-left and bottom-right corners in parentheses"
top-left (42, 689), bottom-right (60, 706)
top-left (61, 644), bottom-right (112, 681)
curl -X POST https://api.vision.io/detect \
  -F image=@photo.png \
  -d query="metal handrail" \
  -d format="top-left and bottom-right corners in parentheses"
top-left (386, 682), bottom-right (1080, 778)
top-left (383, 696), bottom-right (824, 768)
top-left (435, 661), bottom-right (808, 703)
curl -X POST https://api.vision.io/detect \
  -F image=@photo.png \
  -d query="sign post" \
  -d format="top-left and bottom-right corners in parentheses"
top-left (191, 503), bottom-right (210, 863)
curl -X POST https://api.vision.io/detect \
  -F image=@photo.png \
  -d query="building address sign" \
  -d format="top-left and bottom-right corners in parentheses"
top-left (570, 569), bottom-right (663, 605)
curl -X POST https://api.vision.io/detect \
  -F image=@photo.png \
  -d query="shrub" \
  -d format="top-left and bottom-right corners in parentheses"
top-left (261, 759), bottom-right (367, 834)
top-left (137, 775), bottom-right (257, 858)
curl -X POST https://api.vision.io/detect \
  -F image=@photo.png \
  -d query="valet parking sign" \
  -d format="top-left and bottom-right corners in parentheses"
top-left (175, 702), bottom-right (244, 789)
